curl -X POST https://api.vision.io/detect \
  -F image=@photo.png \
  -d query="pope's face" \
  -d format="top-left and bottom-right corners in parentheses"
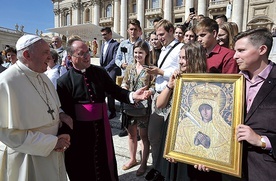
top-left (69, 40), bottom-right (91, 70)
top-left (28, 40), bottom-right (51, 73)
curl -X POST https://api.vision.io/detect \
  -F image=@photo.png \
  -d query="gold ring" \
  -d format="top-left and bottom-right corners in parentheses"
top-left (63, 147), bottom-right (67, 150)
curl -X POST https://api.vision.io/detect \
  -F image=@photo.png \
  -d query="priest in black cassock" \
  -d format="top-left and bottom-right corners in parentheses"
top-left (57, 38), bottom-right (147, 181)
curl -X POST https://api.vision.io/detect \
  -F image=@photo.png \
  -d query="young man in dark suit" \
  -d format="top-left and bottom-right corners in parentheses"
top-left (100, 27), bottom-right (121, 119)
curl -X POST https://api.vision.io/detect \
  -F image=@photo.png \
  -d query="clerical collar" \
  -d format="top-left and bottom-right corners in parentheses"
top-left (16, 60), bottom-right (40, 77)
top-left (73, 67), bottom-right (86, 73)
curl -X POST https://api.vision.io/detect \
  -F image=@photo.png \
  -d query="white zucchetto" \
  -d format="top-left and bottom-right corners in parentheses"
top-left (16, 34), bottom-right (42, 51)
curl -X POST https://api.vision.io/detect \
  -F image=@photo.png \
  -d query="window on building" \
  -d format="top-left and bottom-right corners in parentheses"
top-left (85, 8), bottom-right (90, 23)
top-left (176, 0), bottom-right (183, 6)
top-left (211, 0), bottom-right (224, 5)
top-left (152, 0), bottom-right (160, 9)
top-left (65, 12), bottom-right (71, 26)
top-left (106, 4), bottom-right (112, 17)
top-left (175, 18), bottom-right (183, 24)
top-left (133, 3), bottom-right (137, 13)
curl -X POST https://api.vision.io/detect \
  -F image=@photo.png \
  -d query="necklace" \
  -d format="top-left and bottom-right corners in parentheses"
top-left (16, 63), bottom-right (55, 120)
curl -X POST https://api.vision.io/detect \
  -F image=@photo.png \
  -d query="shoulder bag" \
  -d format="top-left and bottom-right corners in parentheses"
top-left (122, 69), bottom-right (148, 117)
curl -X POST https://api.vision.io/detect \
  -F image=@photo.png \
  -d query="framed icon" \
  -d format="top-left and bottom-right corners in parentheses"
top-left (164, 73), bottom-right (245, 178)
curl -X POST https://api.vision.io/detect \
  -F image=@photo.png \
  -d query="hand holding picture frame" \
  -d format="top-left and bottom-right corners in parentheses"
top-left (164, 73), bottom-right (245, 178)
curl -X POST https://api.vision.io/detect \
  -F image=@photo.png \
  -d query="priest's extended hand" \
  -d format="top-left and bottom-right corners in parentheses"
top-left (132, 86), bottom-right (148, 101)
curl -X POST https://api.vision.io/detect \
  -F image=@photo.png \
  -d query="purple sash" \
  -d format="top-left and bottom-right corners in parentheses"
top-left (74, 103), bottom-right (103, 121)
top-left (75, 103), bottom-right (117, 180)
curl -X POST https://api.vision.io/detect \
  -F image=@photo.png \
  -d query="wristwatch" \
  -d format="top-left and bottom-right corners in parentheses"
top-left (260, 136), bottom-right (266, 149)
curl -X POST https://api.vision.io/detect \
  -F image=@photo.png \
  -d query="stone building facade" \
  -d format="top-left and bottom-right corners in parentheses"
top-left (0, 26), bottom-right (51, 51)
top-left (0, 27), bottom-right (23, 50)
top-left (1, 0), bottom-right (275, 56)
top-left (51, 0), bottom-right (276, 39)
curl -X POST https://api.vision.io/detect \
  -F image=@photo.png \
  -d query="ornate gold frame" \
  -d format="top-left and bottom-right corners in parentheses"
top-left (164, 73), bottom-right (245, 178)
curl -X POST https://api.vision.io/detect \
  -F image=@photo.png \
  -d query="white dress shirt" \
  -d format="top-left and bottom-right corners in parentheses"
top-left (155, 40), bottom-right (183, 92)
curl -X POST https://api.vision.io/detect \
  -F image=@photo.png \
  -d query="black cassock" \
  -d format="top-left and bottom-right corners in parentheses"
top-left (57, 65), bottom-right (130, 181)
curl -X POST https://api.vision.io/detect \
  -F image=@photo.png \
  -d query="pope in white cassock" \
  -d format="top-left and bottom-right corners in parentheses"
top-left (0, 35), bottom-right (71, 181)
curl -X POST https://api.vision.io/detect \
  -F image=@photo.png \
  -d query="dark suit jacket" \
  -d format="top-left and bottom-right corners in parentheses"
top-left (100, 39), bottom-right (121, 81)
top-left (0, 65), bottom-right (6, 73)
top-left (243, 63), bottom-right (276, 181)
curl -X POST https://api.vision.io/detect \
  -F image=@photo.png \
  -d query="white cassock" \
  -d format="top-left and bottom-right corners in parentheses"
top-left (0, 61), bottom-right (67, 181)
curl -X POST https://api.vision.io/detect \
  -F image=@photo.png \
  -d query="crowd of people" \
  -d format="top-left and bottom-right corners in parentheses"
top-left (0, 12), bottom-right (275, 181)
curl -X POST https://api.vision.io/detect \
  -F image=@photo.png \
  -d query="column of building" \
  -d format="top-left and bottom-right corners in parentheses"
top-left (113, 0), bottom-right (120, 34)
top-left (164, 0), bottom-right (172, 21)
top-left (90, 0), bottom-right (100, 57)
top-left (59, 9), bottom-right (64, 27)
top-left (72, 1), bottom-right (81, 25)
top-left (231, 0), bottom-right (244, 31)
top-left (137, 0), bottom-right (145, 39)
top-left (185, 0), bottom-right (194, 20)
top-left (197, 0), bottom-right (207, 16)
top-left (92, 0), bottom-right (100, 26)
top-left (120, 0), bottom-right (128, 38)
top-left (53, 9), bottom-right (60, 28)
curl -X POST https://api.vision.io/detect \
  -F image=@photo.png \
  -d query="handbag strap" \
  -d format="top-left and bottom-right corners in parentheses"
top-left (158, 42), bottom-right (180, 69)
top-left (132, 68), bottom-right (146, 91)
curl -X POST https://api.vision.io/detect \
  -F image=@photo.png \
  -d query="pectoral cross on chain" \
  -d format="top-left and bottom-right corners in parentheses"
top-left (47, 106), bottom-right (55, 120)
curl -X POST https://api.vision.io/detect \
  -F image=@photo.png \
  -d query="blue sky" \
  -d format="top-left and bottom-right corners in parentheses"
top-left (1, 1), bottom-right (54, 34)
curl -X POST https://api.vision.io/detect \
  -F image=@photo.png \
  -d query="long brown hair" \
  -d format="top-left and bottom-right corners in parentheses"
top-left (181, 41), bottom-right (207, 73)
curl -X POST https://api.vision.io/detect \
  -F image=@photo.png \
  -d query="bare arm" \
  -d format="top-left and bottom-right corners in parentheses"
top-left (156, 70), bottom-right (179, 108)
